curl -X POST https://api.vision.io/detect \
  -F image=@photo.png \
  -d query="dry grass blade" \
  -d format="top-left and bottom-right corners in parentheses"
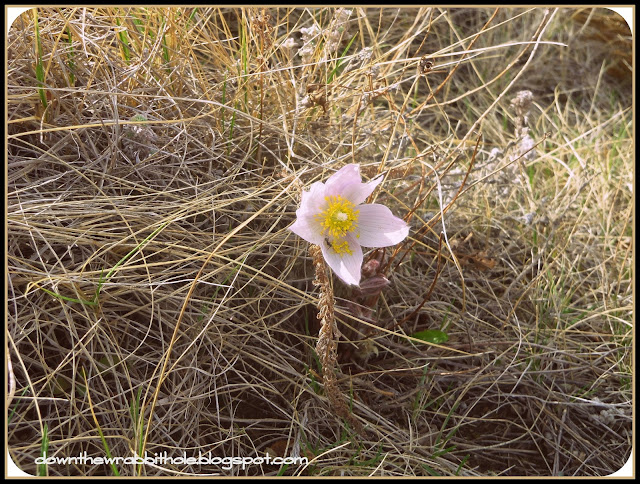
top-left (7, 7), bottom-right (632, 477)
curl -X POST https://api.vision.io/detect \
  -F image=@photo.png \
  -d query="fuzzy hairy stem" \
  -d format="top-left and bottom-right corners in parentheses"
top-left (311, 244), bottom-right (365, 436)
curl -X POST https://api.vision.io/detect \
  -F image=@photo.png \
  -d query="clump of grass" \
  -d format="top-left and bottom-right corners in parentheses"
top-left (32, 9), bottom-right (47, 110)
top-left (7, 7), bottom-right (631, 477)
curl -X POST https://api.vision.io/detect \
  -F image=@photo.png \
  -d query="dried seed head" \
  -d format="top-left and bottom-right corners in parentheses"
top-left (419, 56), bottom-right (434, 75)
top-left (510, 90), bottom-right (534, 123)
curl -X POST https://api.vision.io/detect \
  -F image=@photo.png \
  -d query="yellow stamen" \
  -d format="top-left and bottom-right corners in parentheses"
top-left (316, 195), bottom-right (359, 240)
top-left (326, 238), bottom-right (352, 256)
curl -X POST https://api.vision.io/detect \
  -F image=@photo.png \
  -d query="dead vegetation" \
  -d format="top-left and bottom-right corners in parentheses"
top-left (7, 7), bottom-right (632, 476)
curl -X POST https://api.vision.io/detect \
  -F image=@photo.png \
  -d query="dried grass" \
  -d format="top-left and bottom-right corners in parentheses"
top-left (7, 7), bottom-right (632, 476)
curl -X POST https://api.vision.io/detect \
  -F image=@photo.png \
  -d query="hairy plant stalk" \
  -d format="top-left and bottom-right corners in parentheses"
top-left (311, 244), bottom-right (364, 436)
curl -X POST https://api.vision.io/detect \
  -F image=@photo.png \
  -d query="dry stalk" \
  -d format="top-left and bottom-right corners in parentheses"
top-left (310, 244), bottom-right (365, 436)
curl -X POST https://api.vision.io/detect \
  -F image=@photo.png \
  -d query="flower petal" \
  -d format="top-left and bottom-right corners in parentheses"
top-left (341, 175), bottom-right (383, 205)
top-left (289, 212), bottom-right (324, 245)
top-left (299, 180), bottom-right (327, 215)
top-left (321, 235), bottom-right (363, 286)
top-left (324, 164), bottom-right (362, 198)
top-left (355, 204), bottom-right (410, 247)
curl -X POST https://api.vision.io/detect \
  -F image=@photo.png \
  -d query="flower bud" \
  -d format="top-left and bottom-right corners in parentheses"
top-left (358, 275), bottom-right (390, 297)
top-left (361, 258), bottom-right (380, 278)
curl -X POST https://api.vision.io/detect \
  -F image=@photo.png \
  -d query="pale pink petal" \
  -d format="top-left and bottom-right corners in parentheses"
top-left (299, 180), bottom-right (327, 215)
top-left (355, 204), bottom-right (410, 248)
top-left (321, 235), bottom-right (363, 286)
top-left (289, 213), bottom-right (324, 245)
top-left (341, 175), bottom-right (383, 205)
top-left (324, 164), bottom-right (362, 198)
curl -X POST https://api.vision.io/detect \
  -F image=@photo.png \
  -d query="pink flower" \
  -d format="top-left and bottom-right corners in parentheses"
top-left (289, 164), bottom-right (410, 285)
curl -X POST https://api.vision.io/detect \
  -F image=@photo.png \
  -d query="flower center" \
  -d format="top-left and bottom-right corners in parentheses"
top-left (316, 195), bottom-right (359, 240)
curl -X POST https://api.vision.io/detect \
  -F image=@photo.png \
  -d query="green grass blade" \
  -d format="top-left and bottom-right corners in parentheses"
top-left (115, 16), bottom-right (131, 63)
top-left (38, 424), bottom-right (49, 476)
top-left (328, 32), bottom-right (358, 83)
top-left (455, 455), bottom-right (470, 475)
top-left (65, 26), bottom-right (75, 85)
top-left (83, 368), bottom-right (120, 476)
top-left (37, 286), bottom-right (98, 306)
top-left (7, 388), bottom-right (30, 425)
top-left (94, 220), bottom-right (170, 302)
top-left (33, 9), bottom-right (48, 109)
top-left (129, 386), bottom-right (145, 475)
top-left (187, 7), bottom-right (198, 27)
